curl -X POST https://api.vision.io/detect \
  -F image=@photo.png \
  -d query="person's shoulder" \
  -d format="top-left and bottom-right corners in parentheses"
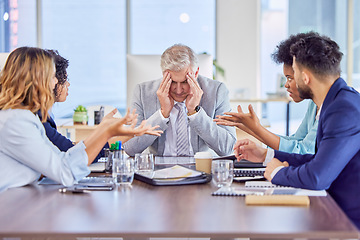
top-left (336, 83), bottom-right (360, 105)
top-left (0, 109), bottom-right (41, 133)
top-left (1, 109), bottom-right (37, 121)
top-left (327, 85), bottom-right (360, 117)
top-left (137, 78), bottom-right (162, 91)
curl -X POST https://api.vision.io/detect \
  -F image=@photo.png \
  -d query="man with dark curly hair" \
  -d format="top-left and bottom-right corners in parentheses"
top-left (216, 32), bottom-right (319, 154)
top-left (234, 33), bottom-right (360, 229)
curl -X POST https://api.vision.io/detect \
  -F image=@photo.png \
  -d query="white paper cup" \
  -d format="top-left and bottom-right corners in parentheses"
top-left (194, 151), bottom-right (213, 174)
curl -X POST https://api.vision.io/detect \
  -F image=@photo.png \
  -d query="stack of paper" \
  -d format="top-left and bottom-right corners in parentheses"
top-left (152, 165), bottom-right (202, 180)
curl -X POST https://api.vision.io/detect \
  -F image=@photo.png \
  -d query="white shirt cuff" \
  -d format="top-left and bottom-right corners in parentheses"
top-left (263, 148), bottom-right (274, 166)
top-left (271, 166), bottom-right (284, 179)
top-left (158, 109), bottom-right (169, 123)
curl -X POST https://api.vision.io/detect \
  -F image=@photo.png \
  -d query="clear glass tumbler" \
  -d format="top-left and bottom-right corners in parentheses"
top-left (112, 151), bottom-right (135, 186)
top-left (135, 153), bottom-right (154, 173)
top-left (211, 160), bottom-right (234, 188)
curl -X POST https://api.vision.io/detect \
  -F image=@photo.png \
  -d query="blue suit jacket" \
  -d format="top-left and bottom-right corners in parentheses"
top-left (272, 78), bottom-right (360, 229)
top-left (41, 114), bottom-right (108, 163)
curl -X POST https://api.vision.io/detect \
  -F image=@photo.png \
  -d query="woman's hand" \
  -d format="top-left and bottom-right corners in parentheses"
top-left (214, 104), bottom-right (261, 131)
top-left (105, 108), bottom-right (163, 138)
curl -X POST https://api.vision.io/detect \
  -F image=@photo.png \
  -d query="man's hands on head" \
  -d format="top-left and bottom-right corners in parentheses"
top-left (185, 71), bottom-right (203, 114)
top-left (157, 71), bottom-right (174, 118)
top-left (233, 138), bottom-right (267, 163)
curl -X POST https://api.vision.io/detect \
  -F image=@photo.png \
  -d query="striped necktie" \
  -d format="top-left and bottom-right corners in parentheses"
top-left (175, 103), bottom-right (190, 156)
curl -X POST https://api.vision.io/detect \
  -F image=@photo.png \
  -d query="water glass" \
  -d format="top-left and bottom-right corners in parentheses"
top-left (106, 149), bottom-right (121, 172)
top-left (211, 160), bottom-right (234, 187)
top-left (135, 153), bottom-right (154, 173)
top-left (112, 155), bottom-right (135, 186)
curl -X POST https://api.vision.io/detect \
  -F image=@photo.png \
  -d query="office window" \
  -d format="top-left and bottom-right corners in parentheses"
top-left (42, 0), bottom-right (126, 118)
top-left (130, 0), bottom-right (216, 56)
top-left (0, 0), bottom-right (36, 52)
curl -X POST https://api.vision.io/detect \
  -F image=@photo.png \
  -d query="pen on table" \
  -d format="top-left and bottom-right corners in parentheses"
top-left (59, 188), bottom-right (91, 194)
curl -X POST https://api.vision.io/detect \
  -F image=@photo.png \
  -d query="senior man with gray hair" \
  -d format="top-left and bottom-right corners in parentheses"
top-left (124, 44), bottom-right (236, 157)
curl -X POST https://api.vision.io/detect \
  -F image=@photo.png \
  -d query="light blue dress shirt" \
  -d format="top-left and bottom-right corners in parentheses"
top-left (0, 109), bottom-right (90, 192)
top-left (278, 100), bottom-right (318, 154)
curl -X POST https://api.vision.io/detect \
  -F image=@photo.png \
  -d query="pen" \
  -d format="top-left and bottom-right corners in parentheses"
top-left (59, 188), bottom-right (91, 194)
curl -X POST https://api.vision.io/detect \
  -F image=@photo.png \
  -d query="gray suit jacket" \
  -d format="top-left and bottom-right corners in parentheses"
top-left (123, 75), bottom-right (236, 156)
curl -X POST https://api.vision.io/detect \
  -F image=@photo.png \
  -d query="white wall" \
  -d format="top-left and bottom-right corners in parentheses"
top-left (216, 0), bottom-right (261, 106)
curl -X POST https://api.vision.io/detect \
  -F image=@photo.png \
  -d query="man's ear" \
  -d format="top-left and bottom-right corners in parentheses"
top-left (302, 69), bottom-right (311, 85)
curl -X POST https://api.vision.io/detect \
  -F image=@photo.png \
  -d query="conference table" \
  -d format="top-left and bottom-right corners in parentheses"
top-left (0, 157), bottom-right (359, 239)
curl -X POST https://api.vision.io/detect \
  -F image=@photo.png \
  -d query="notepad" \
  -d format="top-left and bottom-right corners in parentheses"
top-left (212, 187), bottom-right (266, 196)
top-left (245, 181), bottom-right (327, 196)
top-left (245, 195), bottom-right (310, 206)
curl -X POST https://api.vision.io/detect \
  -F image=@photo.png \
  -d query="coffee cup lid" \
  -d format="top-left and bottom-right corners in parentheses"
top-left (194, 151), bottom-right (213, 159)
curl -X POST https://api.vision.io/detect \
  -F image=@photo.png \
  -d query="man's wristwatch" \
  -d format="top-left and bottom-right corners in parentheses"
top-left (187, 105), bottom-right (200, 116)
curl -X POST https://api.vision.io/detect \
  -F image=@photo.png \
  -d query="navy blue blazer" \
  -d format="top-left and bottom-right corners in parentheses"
top-left (272, 78), bottom-right (360, 229)
top-left (41, 114), bottom-right (108, 163)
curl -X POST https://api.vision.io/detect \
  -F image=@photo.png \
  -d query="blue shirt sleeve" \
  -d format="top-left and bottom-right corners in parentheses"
top-left (278, 101), bottom-right (318, 154)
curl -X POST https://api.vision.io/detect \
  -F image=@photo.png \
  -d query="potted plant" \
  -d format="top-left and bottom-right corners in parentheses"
top-left (73, 105), bottom-right (88, 125)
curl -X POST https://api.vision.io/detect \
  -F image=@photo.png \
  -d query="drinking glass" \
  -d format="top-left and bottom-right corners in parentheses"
top-left (135, 153), bottom-right (154, 173)
top-left (112, 153), bottom-right (135, 186)
top-left (211, 160), bottom-right (234, 187)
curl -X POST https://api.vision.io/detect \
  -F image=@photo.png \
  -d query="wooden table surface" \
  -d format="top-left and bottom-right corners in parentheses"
top-left (0, 175), bottom-right (358, 239)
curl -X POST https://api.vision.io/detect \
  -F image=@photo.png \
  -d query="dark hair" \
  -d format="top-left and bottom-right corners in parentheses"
top-left (271, 31), bottom-right (319, 66)
top-left (45, 49), bottom-right (69, 98)
top-left (290, 34), bottom-right (343, 76)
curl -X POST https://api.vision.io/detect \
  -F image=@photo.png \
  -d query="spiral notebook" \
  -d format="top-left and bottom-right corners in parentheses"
top-left (212, 187), bottom-right (266, 196)
top-left (245, 181), bottom-right (327, 196)
top-left (212, 181), bottom-right (327, 197)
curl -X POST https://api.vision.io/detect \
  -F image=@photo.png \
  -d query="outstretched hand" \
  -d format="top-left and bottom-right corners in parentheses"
top-left (214, 104), bottom-right (261, 131)
top-left (102, 108), bottom-right (118, 121)
top-left (105, 108), bottom-right (163, 138)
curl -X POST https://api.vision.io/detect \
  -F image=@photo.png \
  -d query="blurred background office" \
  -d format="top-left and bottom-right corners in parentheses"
top-left (0, 0), bottom-right (359, 137)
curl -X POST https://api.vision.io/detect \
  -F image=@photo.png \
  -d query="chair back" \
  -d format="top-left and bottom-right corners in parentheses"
top-left (126, 54), bottom-right (213, 108)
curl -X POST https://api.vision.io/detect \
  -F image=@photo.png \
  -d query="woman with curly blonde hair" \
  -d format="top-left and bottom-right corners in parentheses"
top-left (0, 47), bottom-right (161, 192)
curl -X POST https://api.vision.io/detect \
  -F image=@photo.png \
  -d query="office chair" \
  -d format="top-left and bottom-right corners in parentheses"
top-left (126, 54), bottom-right (213, 108)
